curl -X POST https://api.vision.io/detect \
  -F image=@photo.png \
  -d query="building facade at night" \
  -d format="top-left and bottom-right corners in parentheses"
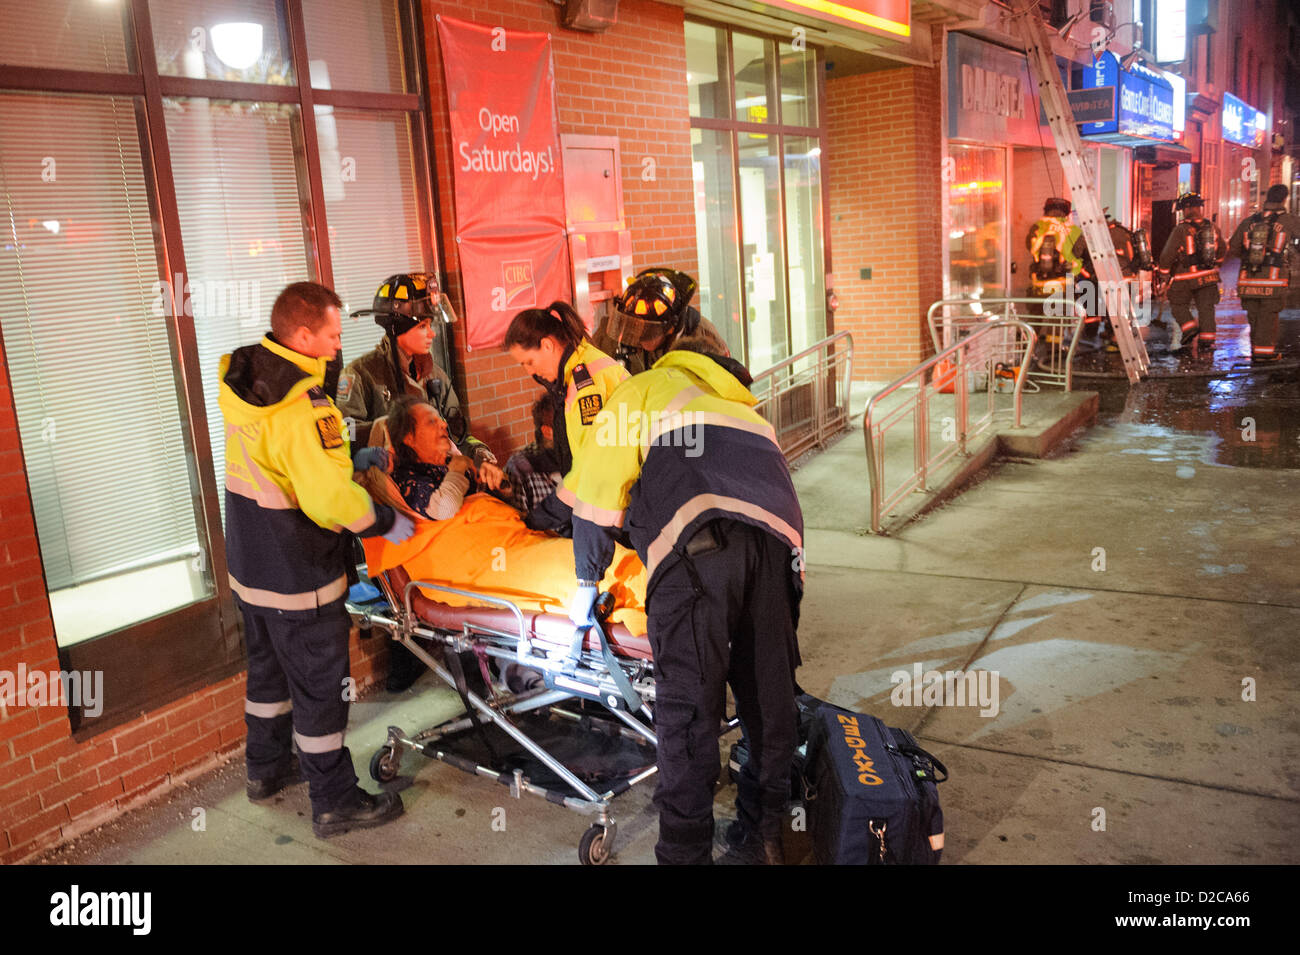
top-left (1, 0), bottom-right (1295, 862)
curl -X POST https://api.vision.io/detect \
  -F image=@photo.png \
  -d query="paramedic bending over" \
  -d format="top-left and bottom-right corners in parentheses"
top-left (504, 301), bottom-right (627, 536)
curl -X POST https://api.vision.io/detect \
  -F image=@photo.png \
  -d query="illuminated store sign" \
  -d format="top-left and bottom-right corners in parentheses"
top-left (1222, 92), bottom-right (1266, 148)
top-left (1080, 53), bottom-right (1175, 142)
top-left (759, 0), bottom-right (910, 39)
top-left (947, 33), bottom-right (1046, 147)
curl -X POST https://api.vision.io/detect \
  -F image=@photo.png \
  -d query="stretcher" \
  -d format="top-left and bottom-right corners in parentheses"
top-left (349, 564), bottom-right (739, 865)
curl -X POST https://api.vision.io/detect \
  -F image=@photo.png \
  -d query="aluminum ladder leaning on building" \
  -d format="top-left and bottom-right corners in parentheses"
top-left (1013, 3), bottom-right (1149, 384)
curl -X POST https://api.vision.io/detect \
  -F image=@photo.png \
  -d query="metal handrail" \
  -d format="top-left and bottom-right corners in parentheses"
top-left (751, 331), bottom-right (854, 462)
top-left (926, 297), bottom-right (1088, 391)
top-left (863, 319), bottom-right (1036, 535)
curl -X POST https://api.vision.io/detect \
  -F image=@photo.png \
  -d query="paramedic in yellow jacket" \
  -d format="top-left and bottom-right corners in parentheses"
top-left (569, 272), bottom-right (804, 866)
top-left (219, 281), bottom-right (414, 839)
top-left (504, 300), bottom-right (628, 536)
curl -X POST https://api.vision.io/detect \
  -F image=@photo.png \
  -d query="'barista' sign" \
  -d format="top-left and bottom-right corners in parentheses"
top-left (947, 33), bottom-right (1045, 147)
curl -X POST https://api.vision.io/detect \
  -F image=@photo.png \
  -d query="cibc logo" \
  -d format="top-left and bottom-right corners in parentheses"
top-left (501, 259), bottom-right (535, 308)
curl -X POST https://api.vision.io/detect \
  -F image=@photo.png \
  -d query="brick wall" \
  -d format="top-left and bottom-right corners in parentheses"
top-left (422, 0), bottom-right (698, 455)
top-left (826, 39), bottom-right (944, 381)
top-left (0, 0), bottom-right (695, 864)
top-left (1, 331), bottom-right (390, 862)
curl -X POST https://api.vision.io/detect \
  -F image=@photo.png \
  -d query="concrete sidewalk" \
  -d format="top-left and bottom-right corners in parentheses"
top-left (33, 316), bottom-right (1300, 865)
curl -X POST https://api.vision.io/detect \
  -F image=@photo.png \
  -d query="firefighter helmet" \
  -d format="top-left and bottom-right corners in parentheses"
top-left (1043, 197), bottom-right (1071, 216)
top-left (1175, 193), bottom-right (1205, 212)
top-left (350, 273), bottom-right (455, 334)
top-left (608, 269), bottom-right (699, 348)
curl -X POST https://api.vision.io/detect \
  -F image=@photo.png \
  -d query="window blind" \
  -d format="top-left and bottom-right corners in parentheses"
top-left (0, 92), bottom-right (201, 589)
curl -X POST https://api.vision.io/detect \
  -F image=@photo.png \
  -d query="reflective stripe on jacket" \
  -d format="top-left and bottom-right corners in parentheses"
top-left (554, 340), bottom-right (629, 507)
top-left (571, 349), bottom-right (803, 589)
top-left (219, 335), bottom-right (392, 609)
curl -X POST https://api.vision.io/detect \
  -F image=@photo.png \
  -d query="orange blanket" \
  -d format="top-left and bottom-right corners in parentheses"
top-left (362, 494), bottom-right (648, 635)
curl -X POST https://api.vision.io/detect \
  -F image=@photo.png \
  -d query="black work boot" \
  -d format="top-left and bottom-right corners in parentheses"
top-left (716, 818), bottom-right (785, 865)
top-left (247, 754), bottom-right (304, 802)
top-left (312, 788), bottom-right (404, 838)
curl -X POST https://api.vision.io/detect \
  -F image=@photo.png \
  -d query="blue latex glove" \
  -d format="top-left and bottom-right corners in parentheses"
top-left (352, 446), bottom-right (390, 471)
top-left (382, 512), bottom-right (415, 545)
top-left (568, 583), bottom-right (598, 627)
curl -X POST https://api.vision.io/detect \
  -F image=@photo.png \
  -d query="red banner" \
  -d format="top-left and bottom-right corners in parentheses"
top-left (438, 16), bottom-right (570, 349)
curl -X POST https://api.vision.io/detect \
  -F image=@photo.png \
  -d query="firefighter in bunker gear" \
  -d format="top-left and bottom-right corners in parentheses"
top-left (593, 267), bottom-right (733, 375)
top-left (570, 274), bottom-right (803, 864)
top-left (1227, 184), bottom-right (1300, 362)
top-left (341, 273), bottom-right (502, 691)
top-left (1158, 193), bottom-right (1227, 352)
top-left (339, 273), bottom-right (492, 460)
top-left (220, 282), bottom-right (414, 837)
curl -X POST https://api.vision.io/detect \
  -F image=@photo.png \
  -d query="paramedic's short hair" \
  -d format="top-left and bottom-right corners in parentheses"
top-left (271, 282), bottom-right (342, 341)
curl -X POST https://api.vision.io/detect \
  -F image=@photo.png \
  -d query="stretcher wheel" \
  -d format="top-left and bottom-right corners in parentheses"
top-left (578, 825), bottom-right (612, 866)
top-left (369, 745), bottom-right (400, 783)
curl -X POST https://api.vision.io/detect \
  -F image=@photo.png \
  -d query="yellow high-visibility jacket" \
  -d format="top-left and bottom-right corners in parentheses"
top-left (553, 339), bottom-right (629, 507)
top-left (570, 348), bottom-right (803, 587)
top-left (219, 335), bottom-right (394, 610)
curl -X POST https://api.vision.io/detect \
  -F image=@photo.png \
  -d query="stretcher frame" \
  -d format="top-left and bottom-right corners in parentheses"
top-left (350, 568), bottom-right (738, 864)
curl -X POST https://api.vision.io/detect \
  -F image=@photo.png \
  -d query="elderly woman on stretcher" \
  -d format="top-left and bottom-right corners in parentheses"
top-left (353, 395), bottom-right (648, 637)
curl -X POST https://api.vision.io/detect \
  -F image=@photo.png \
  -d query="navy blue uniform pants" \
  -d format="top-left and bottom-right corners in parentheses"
top-left (646, 521), bottom-right (800, 865)
top-left (240, 596), bottom-right (358, 814)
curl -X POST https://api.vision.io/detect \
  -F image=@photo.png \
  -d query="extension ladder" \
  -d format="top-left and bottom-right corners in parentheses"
top-left (1013, 5), bottom-right (1150, 383)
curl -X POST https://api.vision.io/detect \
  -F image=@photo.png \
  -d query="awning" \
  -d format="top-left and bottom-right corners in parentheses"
top-left (1134, 143), bottom-right (1194, 164)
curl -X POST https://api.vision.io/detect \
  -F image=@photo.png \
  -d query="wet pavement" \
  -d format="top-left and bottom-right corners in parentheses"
top-left (29, 309), bottom-right (1300, 867)
top-left (1075, 306), bottom-right (1300, 470)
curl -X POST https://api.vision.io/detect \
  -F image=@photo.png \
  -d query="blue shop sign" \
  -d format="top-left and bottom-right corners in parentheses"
top-left (1080, 54), bottom-right (1175, 142)
top-left (1222, 92), bottom-right (1265, 148)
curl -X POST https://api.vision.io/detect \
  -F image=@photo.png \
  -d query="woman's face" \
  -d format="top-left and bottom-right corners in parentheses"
top-left (508, 337), bottom-right (564, 383)
top-left (402, 403), bottom-right (453, 464)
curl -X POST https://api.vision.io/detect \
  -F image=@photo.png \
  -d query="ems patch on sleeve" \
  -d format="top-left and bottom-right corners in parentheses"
top-left (316, 414), bottom-right (344, 449)
top-left (577, 393), bottom-right (603, 425)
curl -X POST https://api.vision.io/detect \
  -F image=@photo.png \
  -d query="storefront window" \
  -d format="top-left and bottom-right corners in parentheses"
top-left (783, 135), bottom-right (825, 356)
top-left (301, 0), bottom-right (406, 94)
top-left (0, 0), bottom-right (435, 728)
top-left (739, 136), bottom-right (787, 370)
top-left (691, 127), bottom-right (744, 357)
top-left (946, 144), bottom-right (1006, 302)
top-left (686, 21), bottom-right (728, 120)
top-left (686, 22), bottom-right (827, 373)
top-left (732, 32), bottom-right (772, 127)
top-left (0, 92), bottom-right (214, 647)
top-left (778, 42), bottom-right (816, 128)
top-left (152, 0), bottom-right (294, 85)
top-left (0, 1), bottom-right (132, 73)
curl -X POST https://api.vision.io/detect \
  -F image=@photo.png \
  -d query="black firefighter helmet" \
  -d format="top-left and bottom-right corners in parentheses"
top-left (608, 267), bottom-right (701, 349)
top-left (350, 272), bottom-right (457, 334)
top-left (1175, 192), bottom-right (1206, 213)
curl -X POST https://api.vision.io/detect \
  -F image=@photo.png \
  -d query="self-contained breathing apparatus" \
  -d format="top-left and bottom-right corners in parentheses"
top-left (1193, 220), bottom-right (1219, 270)
top-left (1131, 227), bottom-right (1155, 272)
top-left (1238, 212), bottom-right (1294, 299)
